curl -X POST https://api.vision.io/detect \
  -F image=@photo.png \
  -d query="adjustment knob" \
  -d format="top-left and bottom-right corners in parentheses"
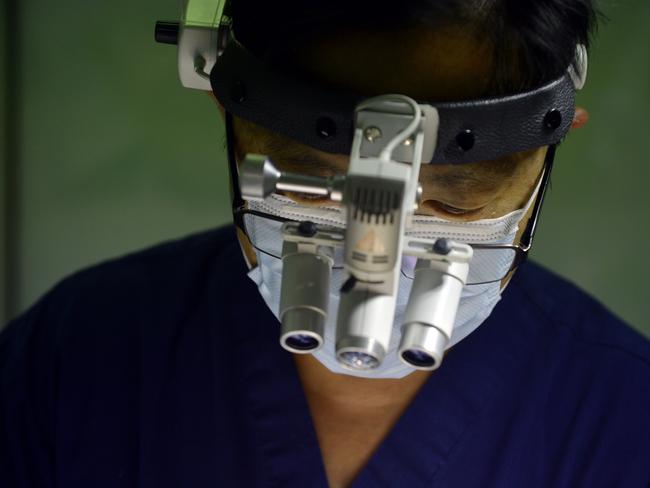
top-left (155, 21), bottom-right (180, 45)
top-left (240, 154), bottom-right (281, 201)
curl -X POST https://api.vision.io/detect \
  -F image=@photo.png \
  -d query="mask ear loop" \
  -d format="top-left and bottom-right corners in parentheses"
top-left (509, 43), bottom-right (585, 259)
top-left (226, 109), bottom-right (261, 270)
top-left (511, 143), bottom-right (557, 270)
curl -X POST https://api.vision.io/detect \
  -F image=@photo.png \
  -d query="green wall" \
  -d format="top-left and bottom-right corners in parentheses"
top-left (1, 0), bottom-right (8, 325)
top-left (4, 0), bottom-right (650, 337)
top-left (10, 0), bottom-right (228, 325)
top-left (530, 0), bottom-right (650, 336)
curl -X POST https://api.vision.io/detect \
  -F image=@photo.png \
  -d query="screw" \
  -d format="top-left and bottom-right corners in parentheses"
top-left (364, 126), bottom-right (382, 142)
top-left (297, 221), bottom-right (318, 237)
top-left (316, 117), bottom-right (337, 139)
top-left (433, 238), bottom-right (452, 255)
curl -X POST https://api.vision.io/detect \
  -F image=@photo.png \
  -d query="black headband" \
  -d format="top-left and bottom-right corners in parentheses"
top-left (211, 41), bottom-right (575, 165)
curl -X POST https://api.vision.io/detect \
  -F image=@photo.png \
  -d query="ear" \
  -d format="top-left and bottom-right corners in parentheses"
top-left (571, 106), bottom-right (589, 130)
top-left (207, 91), bottom-right (225, 118)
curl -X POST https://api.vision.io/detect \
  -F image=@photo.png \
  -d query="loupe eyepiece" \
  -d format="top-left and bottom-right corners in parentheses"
top-left (280, 314), bottom-right (324, 353)
top-left (284, 332), bottom-right (321, 351)
top-left (399, 322), bottom-right (448, 370)
top-left (279, 239), bottom-right (332, 354)
top-left (399, 243), bottom-right (472, 371)
top-left (401, 349), bottom-right (437, 369)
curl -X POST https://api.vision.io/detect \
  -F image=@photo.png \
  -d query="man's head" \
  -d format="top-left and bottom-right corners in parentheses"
top-left (201, 0), bottom-right (598, 376)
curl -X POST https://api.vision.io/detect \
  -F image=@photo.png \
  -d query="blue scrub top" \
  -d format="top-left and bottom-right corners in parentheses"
top-left (1, 226), bottom-right (649, 487)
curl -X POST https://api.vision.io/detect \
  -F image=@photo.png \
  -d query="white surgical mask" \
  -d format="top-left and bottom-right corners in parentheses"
top-left (245, 183), bottom-right (539, 378)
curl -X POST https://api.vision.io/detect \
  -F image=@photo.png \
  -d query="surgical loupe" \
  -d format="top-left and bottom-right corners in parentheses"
top-left (239, 96), bottom-right (474, 370)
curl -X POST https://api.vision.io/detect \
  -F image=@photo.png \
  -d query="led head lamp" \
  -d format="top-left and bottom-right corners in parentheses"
top-left (155, 0), bottom-right (588, 372)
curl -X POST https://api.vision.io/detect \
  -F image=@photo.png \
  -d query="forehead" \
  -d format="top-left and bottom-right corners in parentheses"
top-left (234, 24), bottom-right (534, 181)
top-left (235, 115), bottom-right (533, 189)
top-left (288, 24), bottom-right (497, 102)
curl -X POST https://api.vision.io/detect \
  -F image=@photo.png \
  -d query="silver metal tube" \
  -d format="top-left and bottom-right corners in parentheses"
top-left (279, 242), bottom-right (331, 353)
top-left (398, 259), bottom-right (465, 370)
top-left (277, 173), bottom-right (344, 201)
top-left (276, 174), bottom-right (330, 196)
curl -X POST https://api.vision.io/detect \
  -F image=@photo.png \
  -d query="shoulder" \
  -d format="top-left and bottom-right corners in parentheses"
top-left (0, 225), bottom-right (245, 383)
top-left (0, 226), bottom-right (250, 485)
top-left (50, 225), bottom-right (241, 303)
top-left (505, 262), bottom-right (650, 481)
top-left (10, 225), bottom-right (241, 323)
top-left (512, 260), bottom-right (650, 368)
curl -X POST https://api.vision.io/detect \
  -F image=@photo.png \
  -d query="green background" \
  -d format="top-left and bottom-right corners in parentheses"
top-left (2, 0), bottom-right (649, 337)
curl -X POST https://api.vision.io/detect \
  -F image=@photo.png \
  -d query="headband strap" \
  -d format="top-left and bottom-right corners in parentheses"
top-left (211, 41), bottom-right (575, 165)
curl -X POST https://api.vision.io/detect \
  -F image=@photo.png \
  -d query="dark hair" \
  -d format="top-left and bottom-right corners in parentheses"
top-left (232, 0), bottom-right (600, 95)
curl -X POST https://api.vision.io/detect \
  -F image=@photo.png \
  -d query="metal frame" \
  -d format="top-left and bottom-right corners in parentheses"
top-left (227, 111), bottom-right (558, 284)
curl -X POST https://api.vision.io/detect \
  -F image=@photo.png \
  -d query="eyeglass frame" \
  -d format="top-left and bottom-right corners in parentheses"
top-left (226, 111), bottom-right (557, 283)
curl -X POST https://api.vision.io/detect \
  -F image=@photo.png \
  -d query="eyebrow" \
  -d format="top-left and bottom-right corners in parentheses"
top-left (426, 169), bottom-right (501, 191)
top-left (266, 142), bottom-right (514, 192)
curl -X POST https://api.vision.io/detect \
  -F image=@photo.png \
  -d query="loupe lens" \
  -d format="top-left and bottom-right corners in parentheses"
top-left (398, 322), bottom-right (447, 371)
top-left (279, 240), bottom-right (332, 354)
top-left (401, 349), bottom-right (436, 368)
top-left (280, 307), bottom-right (325, 354)
top-left (338, 351), bottom-right (380, 370)
top-left (399, 259), bottom-right (468, 371)
top-left (284, 334), bottom-right (320, 351)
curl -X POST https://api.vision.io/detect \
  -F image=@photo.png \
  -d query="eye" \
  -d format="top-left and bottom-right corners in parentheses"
top-left (437, 202), bottom-right (471, 215)
top-left (422, 200), bottom-right (485, 217)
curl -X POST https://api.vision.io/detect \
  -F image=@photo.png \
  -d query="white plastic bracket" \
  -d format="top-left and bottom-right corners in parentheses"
top-left (569, 44), bottom-right (588, 91)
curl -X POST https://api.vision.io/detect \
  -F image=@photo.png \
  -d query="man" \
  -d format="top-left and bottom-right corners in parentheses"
top-left (1, 1), bottom-right (649, 487)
